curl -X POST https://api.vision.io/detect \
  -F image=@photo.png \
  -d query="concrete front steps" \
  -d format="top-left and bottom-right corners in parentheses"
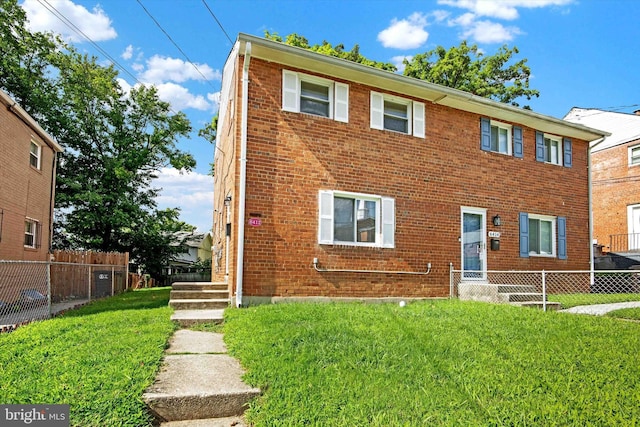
top-left (459, 283), bottom-right (561, 310)
top-left (169, 282), bottom-right (229, 326)
top-left (143, 330), bottom-right (260, 426)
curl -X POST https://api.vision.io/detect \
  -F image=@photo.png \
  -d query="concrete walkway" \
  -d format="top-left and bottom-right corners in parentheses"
top-left (561, 301), bottom-right (640, 316)
top-left (143, 329), bottom-right (259, 426)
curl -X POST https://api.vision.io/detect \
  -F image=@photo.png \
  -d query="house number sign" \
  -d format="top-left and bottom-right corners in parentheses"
top-left (249, 218), bottom-right (262, 227)
top-left (488, 231), bottom-right (501, 238)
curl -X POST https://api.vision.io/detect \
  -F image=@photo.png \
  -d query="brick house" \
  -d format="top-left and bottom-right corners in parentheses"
top-left (565, 108), bottom-right (640, 253)
top-left (213, 33), bottom-right (607, 306)
top-left (0, 89), bottom-right (63, 261)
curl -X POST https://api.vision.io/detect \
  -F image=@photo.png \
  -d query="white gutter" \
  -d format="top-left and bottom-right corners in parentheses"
top-left (235, 42), bottom-right (251, 307)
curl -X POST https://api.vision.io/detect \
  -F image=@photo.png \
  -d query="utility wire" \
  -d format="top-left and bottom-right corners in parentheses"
top-left (136, 0), bottom-right (218, 91)
top-left (37, 0), bottom-right (142, 85)
top-left (201, 0), bottom-right (233, 45)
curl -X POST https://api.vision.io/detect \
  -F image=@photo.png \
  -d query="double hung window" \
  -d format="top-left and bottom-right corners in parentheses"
top-left (24, 218), bottom-right (39, 248)
top-left (282, 70), bottom-right (349, 122)
top-left (30, 141), bottom-right (41, 169)
top-left (536, 131), bottom-right (572, 167)
top-left (519, 213), bottom-right (566, 259)
top-left (480, 118), bottom-right (522, 157)
top-left (629, 145), bottom-right (640, 166)
top-left (318, 190), bottom-right (395, 248)
top-left (370, 92), bottom-right (425, 138)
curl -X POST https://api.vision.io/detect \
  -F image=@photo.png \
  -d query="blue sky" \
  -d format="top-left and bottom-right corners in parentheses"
top-left (20, 0), bottom-right (640, 231)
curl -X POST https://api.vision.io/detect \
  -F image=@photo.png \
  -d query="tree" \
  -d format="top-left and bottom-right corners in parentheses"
top-left (198, 114), bottom-right (218, 176)
top-left (0, 0), bottom-right (199, 277)
top-left (403, 41), bottom-right (539, 107)
top-left (268, 32), bottom-right (539, 108)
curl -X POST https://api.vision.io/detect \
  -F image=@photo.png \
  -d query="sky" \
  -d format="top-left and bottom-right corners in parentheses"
top-left (19, 0), bottom-right (640, 232)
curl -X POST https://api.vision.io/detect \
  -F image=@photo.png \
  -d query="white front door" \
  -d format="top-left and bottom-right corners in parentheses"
top-left (628, 205), bottom-right (640, 250)
top-left (461, 207), bottom-right (487, 280)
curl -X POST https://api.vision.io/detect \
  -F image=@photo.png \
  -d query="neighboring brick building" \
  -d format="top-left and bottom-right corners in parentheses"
top-left (213, 34), bottom-right (607, 306)
top-left (0, 89), bottom-right (63, 261)
top-left (565, 108), bottom-right (640, 252)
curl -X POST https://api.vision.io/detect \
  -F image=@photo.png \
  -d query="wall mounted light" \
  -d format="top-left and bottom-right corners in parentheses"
top-left (492, 214), bottom-right (501, 227)
top-left (224, 195), bottom-right (232, 206)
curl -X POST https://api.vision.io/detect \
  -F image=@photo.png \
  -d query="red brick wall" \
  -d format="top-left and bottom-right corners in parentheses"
top-left (591, 139), bottom-right (640, 249)
top-left (0, 106), bottom-right (57, 261)
top-left (215, 57), bottom-right (591, 300)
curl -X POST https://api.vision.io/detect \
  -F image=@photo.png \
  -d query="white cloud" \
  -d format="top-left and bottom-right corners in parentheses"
top-left (121, 44), bottom-right (134, 60)
top-left (139, 55), bottom-right (221, 85)
top-left (155, 167), bottom-right (213, 232)
top-left (22, 0), bottom-right (117, 42)
top-left (460, 19), bottom-right (521, 43)
top-left (438, 0), bottom-right (573, 20)
top-left (378, 12), bottom-right (429, 49)
top-left (155, 82), bottom-right (213, 111)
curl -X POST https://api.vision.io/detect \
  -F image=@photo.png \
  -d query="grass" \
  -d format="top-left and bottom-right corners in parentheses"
top-left (224, 300), bottom-right (640, 426)
top-left (607, 307), bottom-right (640, 320)
top-left (551, 292), bottom-right (640, 309)
top-left (0, 287), bottom-right (176, 427)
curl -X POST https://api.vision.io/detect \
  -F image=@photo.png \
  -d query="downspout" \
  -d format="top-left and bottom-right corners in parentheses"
top-left (236, 42), bottom-right (251, 307)
top-left (589, 138), bottom-right (605, 287)
top-left (49, 151), bottom-right (58, 256)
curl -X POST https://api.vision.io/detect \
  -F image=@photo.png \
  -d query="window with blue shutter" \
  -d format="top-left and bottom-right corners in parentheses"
top-left (563, 138), bottom-right (572, 168)
top-left (513, 126), bottom-right (523, 158)
top-left (519, 212), bottom-right (529, 258)
top-left (535, 131), bottom-right (545, 162)
top-left (557, 216), bottom-right (567, 259)
top-left (480, 117), bottom-right (491, 151)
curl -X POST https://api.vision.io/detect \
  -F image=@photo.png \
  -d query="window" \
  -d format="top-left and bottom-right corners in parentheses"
top-left (24, 218), bottom-right (40, 248)
top-left (629, 145), bottom-right (640, 166)
top-left (370, 92), bottom-right (425, 138)
top-left (536, 131), bottom-right (572, 167)
top-left (318, 190), bottom-right (395, 248)
top-left (480, 118), bottom-right (522, 157)
top-left (519, 213), bottom-right (566, 259)
top-left (282, 70), bottom-right (349, 122)
top-left (30, 141), bottom-right (41, 169)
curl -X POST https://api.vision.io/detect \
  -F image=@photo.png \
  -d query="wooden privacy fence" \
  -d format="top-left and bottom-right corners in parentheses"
top-left (50, 250), bottom-right (130, 302)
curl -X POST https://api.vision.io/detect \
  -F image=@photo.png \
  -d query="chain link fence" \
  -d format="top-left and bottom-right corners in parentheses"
top-left (0, 261), bottom-right (128, 330)
top-left (450, 266), bottom-right (640, 311)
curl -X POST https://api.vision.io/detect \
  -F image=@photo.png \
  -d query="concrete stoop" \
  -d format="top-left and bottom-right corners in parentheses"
top-left (144, 330), bottom-right (260, 426)
top-left (169, 282), bottom-right (230, 326)
top-left (459, 283), bottom-right (562, 310)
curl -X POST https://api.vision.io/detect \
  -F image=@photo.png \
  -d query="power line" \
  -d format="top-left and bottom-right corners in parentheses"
top-left (36, 0), bottom-right (142, 85)
top-left (201, 0), bottom-right (233, 45)
top-left (136, 0), bottom-right (218, 91)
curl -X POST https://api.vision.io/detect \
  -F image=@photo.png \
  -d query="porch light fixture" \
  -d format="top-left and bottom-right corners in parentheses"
top-left (492, 215), bottom-right (501, 227)
top-left (224, 196), bottom-right (232, 206)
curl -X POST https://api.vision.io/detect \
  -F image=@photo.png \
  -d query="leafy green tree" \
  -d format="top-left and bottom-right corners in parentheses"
top-left (198, 114), bottom-right (218, 176)
top-left (403, 41), bottom-right (538, 107)
top-left (0, 0), bottom-right (199, 277)
top-left (267, 32), bottom-right (539, 108)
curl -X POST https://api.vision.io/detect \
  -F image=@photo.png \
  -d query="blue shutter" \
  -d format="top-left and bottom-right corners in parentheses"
top-left (519, 212), bottom-right (529, 258)
top-left (557, 216), bottom-right (567, 260)
top-left (535, 131), bottom-right (545, 162)
top-left (480, 117), bottom-right (491, 151)
top-left (513, 126), bottom-right (523, 158)
top-left (563, 138), bottom-right (572, 168)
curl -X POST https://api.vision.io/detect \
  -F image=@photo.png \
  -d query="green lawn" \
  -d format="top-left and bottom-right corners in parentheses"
top-left (0, 288), bottom-right (175, 427)
top-left (552, 292), bottom-right (640, 309)
top-left (224, 300), bottom-right (640, 426)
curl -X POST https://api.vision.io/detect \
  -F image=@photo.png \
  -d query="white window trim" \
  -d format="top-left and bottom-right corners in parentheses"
top-left (30, 140), bottom-right (41, 170)
top-left (282, 70), bottom-right (348, 122)
top-left (629, 144), bottom-right (640, 167)
top-left (370, 91), bottom-right (425, 138)
top-left (528, 214), bottom-right (556, 257)
top-left (543, 133), bottom-right (563, 166)
top-left (24, 217), bottom-right (38, 248)
top-left (490, 120), bottom-right (513, 156)
top-left (318, 190), bottom-right (395, 248)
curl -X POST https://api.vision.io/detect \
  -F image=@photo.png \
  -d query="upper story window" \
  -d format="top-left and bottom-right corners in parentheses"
top-left (30, 141), bottom-right (41, 169)
top-left (24, 218), bottom-right (40, 248)
top-left (371, 92), bottom-right (425, 138)
top-left (536, 131), bottom-right (572, 167)
top-left (519, 212), bottom-right (567, 259)
top-left (318, 190), bottom-right (395, 248)
top-left (480, 117), bottom-right (522, 157)
top-left (629, 145), bottom-right (640, 166)
top-left (282, 70), bottom-right (349, 123)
